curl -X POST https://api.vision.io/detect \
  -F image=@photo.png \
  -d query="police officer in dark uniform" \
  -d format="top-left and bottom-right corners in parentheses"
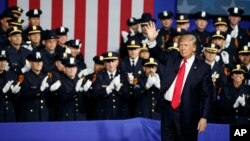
top-left (85, 55), bottom-right (104, 120)
top-left (41, 29), bottom-right (58, 73)
top-left (24, 9), bottom-right (44, 41)
top-left (50, 57), bottom-right (87, 121)
top-left (176, 14), bottom-right (190, 32)
top-left (156, 10), bottom-right (174, 50)
top-left (0, 9), bottom-right (14, 48)
top-left (55, 26), bottom-right (69, 54)
top-left (217, 64), bottom-right (250, 125)
top-left (7, 18), bottom-right (24, 28)
top-left (19, 51), bottom-right (50, 121)
top-left (134, 57), bottom-right (161, 120)
top-left (92, 51), bottom-right (130, 120)
top-left (7, 6), bottom-right (23, 18)
top-left (0, 49), bottom-right (19, 122)
top-left (26, 25), bottom-right (43, 50)
top-left (5, 26), bottom-right (32, 74)
top-left (237, 45), bottom-right (250, 86)
top-left (227, 7), bottom-right (248, 49)
top-left (65, 39), bottom-right (87, 71)
top-left (119, 39), bottom-right (144, 117)
top-left (191, 11), bottom-right (211, 57)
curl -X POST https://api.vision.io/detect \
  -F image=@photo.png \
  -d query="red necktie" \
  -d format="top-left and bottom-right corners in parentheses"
top-left (171, 59), bottom-right (187, 109)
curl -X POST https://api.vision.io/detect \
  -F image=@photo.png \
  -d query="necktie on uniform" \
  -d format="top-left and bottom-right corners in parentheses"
top-left (171, 59), bottom-right (187, 109)
top-left (131, 60), bottom-right (135, 71)
top-left (110, 73), bottom-right (114, 80)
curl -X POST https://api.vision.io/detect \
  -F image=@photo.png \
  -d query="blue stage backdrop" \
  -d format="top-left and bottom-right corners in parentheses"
top-left (0, 118), bottom-right (229, 141)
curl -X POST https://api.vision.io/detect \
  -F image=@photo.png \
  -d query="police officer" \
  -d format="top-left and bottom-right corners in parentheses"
top-left (26, 25), bottom-right (43, 50)
top-left (139, 43), bottom-right (150, 59)
top-left (65, 39), bottom-right (87, 71)
top-left (55, 26), bottom-right (69, 54)
top-left (156, 10), bottom-right (174, 50)
top-left (176, 14), bottom-right (190, 32)
top-left (0, 49), bottom-right (19, 122)
top-left (40, 29), bottom-right (58, 73)
top-left (50, 57), bottom-right (87, 121)
top-left (19, 51), bottom-right (50, 121)
top-left (92, 51), bottom-right (130, 120)
top-left (5, 26), bottom-right (32, 74)
top-left (7, 6), bottom-right (23, 18)
top-left (191, 11), bottom-right (211, 57)
top-left (227, 7), bottom-right (248, 48)
top-left (0, 9), bottom-right (14, 47)
top-left (134, 57), bottom-right (161, 120)
top-left (217, 64), bottom-right (250, 125)
top-left (237, 45), bottom-right (250, 86)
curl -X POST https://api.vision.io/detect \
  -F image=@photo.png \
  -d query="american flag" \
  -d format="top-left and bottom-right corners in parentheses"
top-left (7, 0), bottom-right (170, 68)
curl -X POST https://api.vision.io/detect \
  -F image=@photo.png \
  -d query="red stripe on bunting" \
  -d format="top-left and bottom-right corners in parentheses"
top-left (8, 0), bottom-right (17, 7)
top-left (51, 0), bottom-right (63, 29)
top-left (96, 0), bottom-right (109, 55)
top-left (29, 0), bottom-right (40, 9)
top-left (74, 0), bottom-right (86, 55)
top-left (143, 0), bottom-right (154, 16)
top-left (120, 0), bottom-right (132, 32)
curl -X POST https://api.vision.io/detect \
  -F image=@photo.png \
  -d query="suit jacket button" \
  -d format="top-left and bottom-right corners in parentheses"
top-left (41, 106), bottom-right (43, 109)
top-left (5, 101), bottom-right (8, 104)
top-left (40, 100), bottom-right (44, 103)
top-left (65, 114), bottom-right (69, 116)
top-left (75, 104), bottom-right (78, 106)
top-left (113, 106), bottom-right (116, 109)
top-left (5, 95), bottom-right (8, 98)
top-left (152, 109), bottom-right (155, 112)
top-left (76, 109), bottom-right (79, 112)
top-left (6, 107), bottom-right (9, 110)
top-left (30, 109), bottom-right (33, 112)
top-left (113, 99), bottom-right (115, 102)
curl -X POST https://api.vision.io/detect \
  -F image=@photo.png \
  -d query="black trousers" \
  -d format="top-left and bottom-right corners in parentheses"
top-left (161, 100), bottom-right (198, 141)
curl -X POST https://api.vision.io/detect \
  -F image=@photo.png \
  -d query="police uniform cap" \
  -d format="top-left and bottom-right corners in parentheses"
top-left (176, 14), bottom-right (189, 23)
top-left (64, 57), bottom-right (77, 67)
top-left (8, 6), bottom-right (23, 17)
top-left (228, 7), bottom-right (244, 17)
top-left (231, 64), bottom-right (247, 74)
top-left (213, 17), bottom-right (228, 26)
top-left (158, 10), bottom-right (173, 20)
top-left (6, 26), bottom-right (22, 37)
top-left (66, 39), bottom-right (82, 49)
top-left (194, 11), bottom-right (210, 20)
top-left (166, 42), bottom-right (179, 52)
top-left (238, 45), bottom-right (250, 54)
top-left (0, 50), bottom-right (7, 61)
top-left (44, 30), bottom-right (58, 40)
top-left (204, 43), bottom-right (220, 53)
top-left (55, 27), bottom-right (69, 36)
top-left (140, 43), bottom-right (149, 52)
top-left (54, 52), bottom-right (70, 64)
top-left (173, 27), bottom-right (188, 36)
top-left (26, 9), bottom-right (42, 17)
top-left (27, 51), bottom-right (43, 62)
top-left (102, 51), bottom-right (119, 61)
top-left (212, 31), bottom-right (226, 40)
top-left (127, 17), bottom-right (139, 26)
top-left (0, 9), bottom-right (14, 19)
top-left (93, 55), bottom-right (104, 65)
top-left (127, 39), bottom-right (141, 49)
top-left (8, 18), bottom-right (24, 27)
top-left (139, 13), bottom-right (156, 25)
top-left (143, 57), bottom-right (158, 66)
top-left (27, 25), bottom-right (42, 35)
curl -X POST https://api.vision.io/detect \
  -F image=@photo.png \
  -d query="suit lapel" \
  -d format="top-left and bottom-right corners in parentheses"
top-left (183, 57), bottom-right (200, 88)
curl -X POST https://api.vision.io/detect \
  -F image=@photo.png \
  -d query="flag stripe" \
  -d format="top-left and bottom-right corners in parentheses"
top-left (51, 0), bottom-right (63, 29)
top-left (74, 0), bottom-right (86, 56)
top-left (85, 0), bottom-right (98, 68)
top-left (29, 0), bottom-right (40, 9)
top-left (62, 0), bottom-right (75, 39)
top-left (143, 0), bottom-right (154, 16)
top-left (18, 0), bottom-right (29, 28)
top-left (96, 0), bottom-right (109, 55)
top-left (8, 0), bottom-right (17, 7)
top-left (132, 0), bottom-right (144, 18)
top-left (107, 0), bottom-right (121, 52)
top-left (120, 0), bottom-right (132, 32)
top-left (40, 0), bottom-right (52, 30)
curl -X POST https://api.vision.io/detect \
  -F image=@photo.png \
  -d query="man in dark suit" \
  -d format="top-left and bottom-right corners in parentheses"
top-left (145, 22), bottom-right (213, 141)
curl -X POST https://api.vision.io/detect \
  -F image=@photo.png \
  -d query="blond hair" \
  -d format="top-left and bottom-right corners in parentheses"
top-left (178, 34), bottom-right (197, 48)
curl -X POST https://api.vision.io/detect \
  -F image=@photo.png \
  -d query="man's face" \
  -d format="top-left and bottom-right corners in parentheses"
top-left (65, 66), bottom-right (77, 78)
top-left (94, 64), bottom-right (104, 73)
top-left (8, 34), bottom-right (22, 46)
top-left (128, 48), bottom-right (140, 59)
top-left (176, 22), bottom-right (190, 31)
top-left (195, 19), bottom-right (208, 31)
top-left (0, 17), bottom-right (11, 31)
top-left (29, 17), bottom-right (40, 26)
top-left (239, 54), bottom-right (250, 66)
top-left (139, 51), bottom-right (150, 59)
top-left (231, 73), bottom-right (244, 83)
top-left (229, 15), bottom-right (241, 26)
top-left (28, 33), bottom-right (41, 45)
top-left (212, 38), bottom-right (225, 49)
top-left (204, 51), bottom-right (217, 62)
top-left (178, 40), bottom-right (195, 59)
top-left (70, 47), bottom-right (79, 57)
top-left (57, 35), bottom-right (68, 45)
top-left (0, 60), bottom-right (7, 71)
top-left (45, 39), bottom-right (57, 51)
top-left (30, 61), bottom-right (43, 72)
top-left (143, 65), bottom-right (157, 76)
top-left (216, 25), bottom-right (228, 32)
top-left (104, 59), bottom-right (119, 73)
top-left (160, 18), bottom-right (172, 29)
top-left (130, 24), bottom-right (139, 33)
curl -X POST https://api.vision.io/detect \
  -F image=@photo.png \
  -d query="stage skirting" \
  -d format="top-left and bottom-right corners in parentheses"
top-left (0, 118), bottom-right (229, 141)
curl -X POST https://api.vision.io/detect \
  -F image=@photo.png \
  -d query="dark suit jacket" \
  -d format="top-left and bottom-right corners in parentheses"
top-left (150, 46), bottom-right (213, 135)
